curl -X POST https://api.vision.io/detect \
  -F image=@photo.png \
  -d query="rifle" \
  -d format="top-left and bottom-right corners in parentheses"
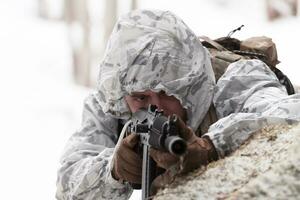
top-left (127, 105), bottom-right (187, 200)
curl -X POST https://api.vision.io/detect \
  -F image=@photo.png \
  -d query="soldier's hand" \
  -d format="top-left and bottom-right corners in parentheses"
top-left (175, 115), bottom-right (218, 173)
top-left (150, 115), bottom-right (219, 195)
top-left (150, 115), bottom-right (218, 172)
top-left (150, 168), bottom-right (176, 195)
top-left (112, 134), bottom-right (142, 184)
top-left (149, 148), bottom-right (179, 169)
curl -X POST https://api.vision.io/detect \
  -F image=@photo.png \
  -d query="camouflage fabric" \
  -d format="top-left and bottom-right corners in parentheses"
top-left (56, 95), bottom-right (133, 200)
top-left (56, 9), bottom-right (215, 200)
top-left (96, 9), bottom-right (215, 130)
top-left (56, 9), bottom-right (300, 200)
top-left (205, 59), bottom-right (300, 157)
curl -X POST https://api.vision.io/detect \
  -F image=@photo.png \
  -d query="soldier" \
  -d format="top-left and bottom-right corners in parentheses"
top-left (56, 9), bottom-right (300, 200)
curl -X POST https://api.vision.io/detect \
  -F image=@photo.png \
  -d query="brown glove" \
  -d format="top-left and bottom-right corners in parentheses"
top-left (111, 134), bottom-right (142, 184)
top-left (150, 115), bottom-right (218, 194)
top-left (180, 135), bottom-right (218, 173)
top-left (150, 115), bottom-right (218, 172)
top-left (150, 168), bottom-right (177, 195)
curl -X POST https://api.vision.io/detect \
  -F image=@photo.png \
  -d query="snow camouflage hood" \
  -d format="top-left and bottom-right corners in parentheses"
top-left (97, 10), bottom-right (215, 130)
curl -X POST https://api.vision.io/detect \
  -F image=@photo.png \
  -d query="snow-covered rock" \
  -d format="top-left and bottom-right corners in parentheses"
top-left (154, 123), bottom-right (300, 200)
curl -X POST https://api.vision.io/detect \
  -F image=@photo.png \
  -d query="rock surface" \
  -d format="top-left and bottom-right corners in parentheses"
top-left (154, 123), bottom-right (300, 200)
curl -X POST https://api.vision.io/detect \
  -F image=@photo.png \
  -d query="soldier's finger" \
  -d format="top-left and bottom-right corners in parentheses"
top-left (123, 133), bottom-right (140, 148)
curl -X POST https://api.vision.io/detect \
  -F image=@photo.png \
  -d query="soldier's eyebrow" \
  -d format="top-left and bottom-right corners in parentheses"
top-left (130, 92), bottom-right (147, 97)
top-left (130, 91), bottom-right (166, 97)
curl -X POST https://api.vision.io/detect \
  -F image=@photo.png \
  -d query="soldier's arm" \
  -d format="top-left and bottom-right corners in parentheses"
top-left (204, 59), bottom-right (300, 157)
top-left (56, 93), bottom-right (133, 200)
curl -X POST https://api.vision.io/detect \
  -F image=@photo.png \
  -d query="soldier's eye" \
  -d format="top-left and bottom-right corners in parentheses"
top-left (134, 95), bottom-right (147, 102)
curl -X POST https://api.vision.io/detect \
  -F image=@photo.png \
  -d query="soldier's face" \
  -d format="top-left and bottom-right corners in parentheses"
top-left (125, 90), bottom-right (187, 121)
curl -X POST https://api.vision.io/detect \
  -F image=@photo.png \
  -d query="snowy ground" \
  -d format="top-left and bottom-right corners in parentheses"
top-left (154, 123), bottom-right (300, 199)
top-left (0, 1), bottom-right (90, 200)
top-left (0, 0), bottom-right (299, 200)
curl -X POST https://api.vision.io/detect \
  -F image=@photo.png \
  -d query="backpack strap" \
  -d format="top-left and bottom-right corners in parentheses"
top-left (273, 67), bottom-right (295, 95)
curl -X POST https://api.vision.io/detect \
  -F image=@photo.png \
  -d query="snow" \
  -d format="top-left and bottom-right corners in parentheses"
top-left (154, 123), bottom-right (300, 199)
top-left (0, 0), bottom-right (299, 200)
top-left (139, 0), bottom-right (300, 86)
top-left (0, 1), bottom-right (90, 199)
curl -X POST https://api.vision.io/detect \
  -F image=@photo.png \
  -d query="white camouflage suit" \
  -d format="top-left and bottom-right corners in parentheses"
top-left (56, 10), bottom-right (300, 199)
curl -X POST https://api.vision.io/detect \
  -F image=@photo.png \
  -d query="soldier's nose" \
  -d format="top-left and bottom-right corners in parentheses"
top-left (150, 93), bottom-right (162, 110)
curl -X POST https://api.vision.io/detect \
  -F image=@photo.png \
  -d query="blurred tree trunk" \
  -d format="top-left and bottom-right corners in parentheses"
top-left (64, 0), bottom-right (91, 87)
top-left (63, 0), bottom-right (141, 87)
top-left (298, 0), bottom-right (300, 15)
top-left (38, 0), bottom-right (64, 20)
top-left (103, 0), bottom-right (118, 47)
top-left (266, 0), bottom-right (298, 21)
top-left (38, 0), bottom-right (49, 19)
top-left (63, 0), bottom-right (119, 87)
top-left (131, 0), bottom-right (138, 10)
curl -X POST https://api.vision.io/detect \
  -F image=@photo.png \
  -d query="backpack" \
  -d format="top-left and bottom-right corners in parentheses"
top-left (199, 34), bottom-right (295, 95)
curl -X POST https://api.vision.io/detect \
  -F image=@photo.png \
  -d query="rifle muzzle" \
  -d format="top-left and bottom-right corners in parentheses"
top-left (164, 136), bottom-right (187, 155)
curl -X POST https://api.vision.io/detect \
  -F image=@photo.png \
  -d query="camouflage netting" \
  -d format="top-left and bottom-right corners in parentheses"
top-left (154, 123), bottom-right (300, 200)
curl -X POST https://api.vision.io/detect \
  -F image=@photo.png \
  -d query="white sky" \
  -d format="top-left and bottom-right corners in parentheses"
top-left (0, 0), bottom-right (299, 200)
